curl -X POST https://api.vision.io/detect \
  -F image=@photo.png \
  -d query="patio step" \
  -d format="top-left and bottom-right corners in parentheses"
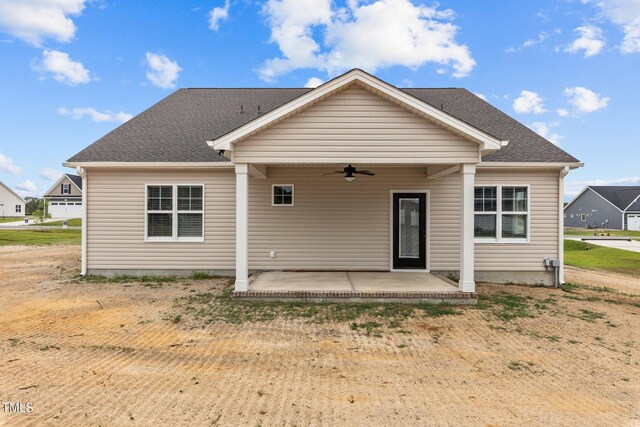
top-left (232, 290), bottom-right (478, 304)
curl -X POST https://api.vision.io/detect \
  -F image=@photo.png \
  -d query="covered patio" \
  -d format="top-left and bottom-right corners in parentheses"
top-left (232, 271), bottom-right (478, 303)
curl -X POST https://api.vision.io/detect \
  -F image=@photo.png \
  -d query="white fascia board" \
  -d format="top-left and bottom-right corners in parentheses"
top-left (623, 194), bottom-right (640, 212)
top-left (63, 161), bottom-right (234, 169)
top-left (567, 186), bottom-right (623, 212)
top-left (65, 173), bottom-right (82, 193)
top-left (208, 69), bottom-right (505, 152)
top-left (479, 162), bottom-right (583, 170)
top-left (563, 186), bottom-right (589, 211)
top-left (42, 174), bottom-right (71, 198)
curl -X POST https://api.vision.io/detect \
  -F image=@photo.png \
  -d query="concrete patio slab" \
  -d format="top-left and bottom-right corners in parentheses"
top-left (249, 271), bottom-right (352, 292)
top-left (241, 271), bottom-right (474, 303)
top-left (348, 272), bottom-right (458, 292)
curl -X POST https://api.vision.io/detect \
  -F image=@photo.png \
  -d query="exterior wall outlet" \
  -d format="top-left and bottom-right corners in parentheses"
top-left (269, 250), bottom-right (276, 259)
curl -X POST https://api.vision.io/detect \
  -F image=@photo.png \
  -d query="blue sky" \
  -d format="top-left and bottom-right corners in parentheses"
top-left (0, 0), bottom-right (638, 200)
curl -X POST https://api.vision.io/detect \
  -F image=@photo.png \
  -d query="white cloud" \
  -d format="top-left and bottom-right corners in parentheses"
top-left (564, 86), bottom-right (610, 113)
top-left (557, 108), bottom-right (570, 117)
top-left (304, 77), bottom-right (324, 88)
top-left (259, 0), bottom-right (475, 81)
top-left (58, 107), bottom-right (132, 123)
top-left (16, 180), bottom-right (37, 192)
top-left (33, 49), bottom-right (91, 85)
top-left (208, 0), bottom-right (230, 31)
top-left (474, 92), bottom-right (487, 101)
top-left (565, 25), bottom-right (605, 57)
top-left (530, 122), bottom-right (563, 145)
top-left (144, 52), bottom-right (182, 89)
top-left (0, 0), bottom-right (87, 47)
top-left (513, 90), bottom-right (547, 114)
top-left (39, 168), bottom-right (63, 181)
top-left (507, 31), bottom-right (549, 52)
top-left (567, 176), bottom-right (640, 188)
top-left (587, 0), bottom-right (640, 53)
top-left (0, 152), bottom-right (21, 174)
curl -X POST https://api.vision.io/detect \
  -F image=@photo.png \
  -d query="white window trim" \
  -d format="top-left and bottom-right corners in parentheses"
top-left (474, 184), bottom-right (530, 244)
top-left (272, 184), bottom-right (295, 207)
top-left (144, 184), bottom-right (205, 243)
top-left (62, 183), bottom-right (71, 194)
top-left (580, 213), bottom-right (587, 221)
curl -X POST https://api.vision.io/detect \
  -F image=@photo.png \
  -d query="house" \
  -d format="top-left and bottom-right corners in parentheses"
top-left (564, 186), bottom-right (640, 231)
top-left (43, 173), bottom-right (83, 219)
top-left (0, 180), bottom-right (25, 218)
top-left (63, 69), bottom-right (582, 294)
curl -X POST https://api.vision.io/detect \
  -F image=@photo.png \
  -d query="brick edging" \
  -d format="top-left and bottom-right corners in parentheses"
top-left (232, 290), bottom-right (478, 299)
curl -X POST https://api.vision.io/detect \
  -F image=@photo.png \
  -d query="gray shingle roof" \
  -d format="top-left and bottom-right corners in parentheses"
top-left (67, 87), bottom-right (579, 164)
top-left (589, 186), bottom-right (640, 211)
top-left (66, 174), bottom-right (82, 190)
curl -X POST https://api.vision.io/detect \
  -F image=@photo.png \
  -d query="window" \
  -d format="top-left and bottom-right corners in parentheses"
top-left (272, 184), bottom-right (294, 206)
top-left (62, 183), bottom-right (70, 194)
top-left (15, 205), bottom-right (21, 213)
top-left (146, 185), bottom-right (204, 241)
top-left (474, 185), bottom-right (529, 243)
top-left (580, 214), bottom-right (587, 221)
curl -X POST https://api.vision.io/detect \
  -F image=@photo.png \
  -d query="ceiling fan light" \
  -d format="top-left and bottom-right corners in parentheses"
top-left (345, 176), bottom-right (356, 182)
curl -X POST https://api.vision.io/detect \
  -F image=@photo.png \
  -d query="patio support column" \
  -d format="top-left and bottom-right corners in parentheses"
top-left (459, 164), bottom-right (476, 292)
top-left (235, 163), bottom-right (249, 291)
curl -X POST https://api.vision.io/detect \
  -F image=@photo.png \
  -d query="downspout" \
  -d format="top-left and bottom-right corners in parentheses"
top-left (557, 166), bottom-right (570, 286)
top-left (76, 166), bottom-right (87, 276)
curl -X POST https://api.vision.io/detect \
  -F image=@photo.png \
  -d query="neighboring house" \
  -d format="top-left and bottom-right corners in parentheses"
top-left (0, 180), bottom-right (25, 218)
top-left (43, 173), bottom-right (83, 218)
top-left (63, 69), bottom-right (582, 292)
top-left (564, 186), bottom-right (640, 231)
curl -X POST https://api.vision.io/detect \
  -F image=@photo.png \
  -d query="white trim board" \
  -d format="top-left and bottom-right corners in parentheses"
top-left (564, 186), bottom-right (623, 212)
top-left (209, 69), bottom-right (507, 154)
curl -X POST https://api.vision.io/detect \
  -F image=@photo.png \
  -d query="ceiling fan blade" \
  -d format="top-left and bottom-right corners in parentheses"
top-left (323, 171), bottom-right (344, 175)
top-left (355, 170), bottom-right (375, 176)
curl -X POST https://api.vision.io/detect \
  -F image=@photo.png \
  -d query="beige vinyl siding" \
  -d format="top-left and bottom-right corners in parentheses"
top-left (474, 169), bottom-right (560, 271)
top-left (248, 167), bottom-right (428, 270)
top-left (86, 166), bottom-right (560, 274)
top-left (233, 86), bottom-right (479, 164)
top-left (428, 168), bottom-right (560, 271)
top-left (47, 176), bottom-right (82, 196)
top-left (86, 168), bottom-right (235, 270)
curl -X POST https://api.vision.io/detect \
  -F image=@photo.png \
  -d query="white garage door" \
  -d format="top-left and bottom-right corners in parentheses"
top-left (628, 215), bottom-right (640, 231)
top-left (49, 202), bottom-right (82, 219)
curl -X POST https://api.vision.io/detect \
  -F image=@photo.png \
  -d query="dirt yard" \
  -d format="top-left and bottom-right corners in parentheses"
top-left (1, 246), bottom-right (639, 426)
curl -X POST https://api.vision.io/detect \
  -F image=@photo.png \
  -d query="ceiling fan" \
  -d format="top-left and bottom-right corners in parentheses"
top-left (324, 164), bottom-right (375, 182)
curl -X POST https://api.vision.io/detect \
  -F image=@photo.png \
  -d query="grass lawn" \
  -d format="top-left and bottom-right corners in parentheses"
top-left (29, 218), bottom-right (82, 227)
top-left (0, 217), bottom-right (24, 223)
top-left (564, 227), bottom-right (640, 237)
top-left (564, 239), bottom-right (640, 276)
top-left (0, 229), bottom-right (81, 246)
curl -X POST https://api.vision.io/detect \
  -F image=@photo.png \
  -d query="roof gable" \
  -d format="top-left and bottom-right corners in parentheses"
top-left (590, 186), bottom-right (640, 211)
top-left (565, 185), bottom-right (640, 211)
top-left (0, 180), bottom-right (25, 203)
top-left (43, 173), bottom-right (82, 197)
top-left (209, 69), bottom-right (505, 154)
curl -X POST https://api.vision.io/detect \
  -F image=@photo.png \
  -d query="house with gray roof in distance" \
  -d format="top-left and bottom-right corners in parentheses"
top-left (63, 69), bottom-right (582, 296)
top-left (43, 173), bottom-right (83, 219)
top-left (564, 186), bottom-right (640, 231)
